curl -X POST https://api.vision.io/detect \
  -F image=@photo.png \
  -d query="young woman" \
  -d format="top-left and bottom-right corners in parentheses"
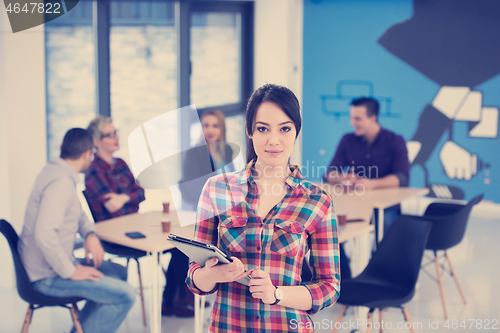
top-left (186, 84), bottom-right (340, 332)
top-left (84, 116), bottom-right (197, 317)
top-left (180, 109), bottom-right (235, 211)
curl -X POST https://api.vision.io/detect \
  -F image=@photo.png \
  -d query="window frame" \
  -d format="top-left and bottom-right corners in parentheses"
top-left (46, 0), bottom-right (254, 158)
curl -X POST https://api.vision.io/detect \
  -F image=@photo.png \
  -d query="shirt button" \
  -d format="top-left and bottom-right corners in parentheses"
top-left (256, 246), bottom-right (261, 251)
top-left (256, 316), bottom-right (260, 320)
top-left (366, 153), bottom-right (371, 159)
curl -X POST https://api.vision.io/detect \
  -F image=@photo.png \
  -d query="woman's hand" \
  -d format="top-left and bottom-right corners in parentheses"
top-left (249, 268), bottom-right (276, 304)
top-left (103, 193), bottom-right (129, 213)
top-left (206, 256), bottom-right (251, 283)
top-left (194, 256), bottom-right (252, 292)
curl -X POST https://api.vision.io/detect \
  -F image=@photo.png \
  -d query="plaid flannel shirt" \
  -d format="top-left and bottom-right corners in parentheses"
top-left (186, 160), bottom-right (340, 333)
top-left (84, 155), bottom-right (145, 222)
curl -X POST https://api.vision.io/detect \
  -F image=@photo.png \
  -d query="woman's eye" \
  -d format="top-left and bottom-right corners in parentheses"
top-left (281, 126), bottom-right (291, 132)
top-left (257, 127), bottom-right (268, 132)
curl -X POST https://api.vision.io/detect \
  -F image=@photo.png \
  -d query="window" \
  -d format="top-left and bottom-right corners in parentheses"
top-left (190, 12), bottom-right (241, 109)
top-left (45, 1), bottom-right (252, 211)
top-left (46, 0), bottom-right (253, 162)
top-left (45, 1), bottom-right (95, 161)
top-left (109, 1), bottom-right (178, 164)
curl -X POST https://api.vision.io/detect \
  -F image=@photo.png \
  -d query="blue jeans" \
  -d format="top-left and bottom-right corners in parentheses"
top-left (32, 259), bottom-right (136, 333)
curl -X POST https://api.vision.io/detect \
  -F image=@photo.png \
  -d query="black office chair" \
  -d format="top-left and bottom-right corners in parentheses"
top-left (401, 194), bottom-right (483, 319)
top-left (0, 219), bottom-right (85, 333)
top-left (333, 216), bottom-right (432, 333)
top-left (82, 192), bottom-right (148, 326)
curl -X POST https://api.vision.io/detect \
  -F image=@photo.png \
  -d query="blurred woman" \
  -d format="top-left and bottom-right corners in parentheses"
top-left (84, 116), bottom-right (196, 317)
top-left (180, 109), bottom-right (235, 211)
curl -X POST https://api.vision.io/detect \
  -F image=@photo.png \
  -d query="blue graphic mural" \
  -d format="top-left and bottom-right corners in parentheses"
top-left (303, 0), bottom-right (500, 202)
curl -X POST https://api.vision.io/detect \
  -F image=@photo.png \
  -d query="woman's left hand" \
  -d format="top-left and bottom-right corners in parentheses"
top-left (249, 268), bottom-right (277, 304)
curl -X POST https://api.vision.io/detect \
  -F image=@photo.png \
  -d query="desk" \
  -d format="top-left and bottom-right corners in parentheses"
top-left (319, 183), bottom-right (429, 243)
top-left (95, 210), bottom-right (195, 333)
top-left (363, 187), bottom-right (429, 242)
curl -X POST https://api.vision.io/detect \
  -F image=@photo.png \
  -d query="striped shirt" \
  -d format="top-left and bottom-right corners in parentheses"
top-left (186, 160), bottom-right (340, 332)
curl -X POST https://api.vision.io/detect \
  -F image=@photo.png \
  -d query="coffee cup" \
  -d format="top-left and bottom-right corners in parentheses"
top-left (337, 213), bottom-right (347, 226)
top-left (161, 220), bottom-right (171, 233)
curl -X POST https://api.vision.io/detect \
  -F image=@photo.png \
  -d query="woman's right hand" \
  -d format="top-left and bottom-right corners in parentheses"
top-left (193, 256), bottom-right (251, 292)
top-left (201, 256), bottom-right (251, 283)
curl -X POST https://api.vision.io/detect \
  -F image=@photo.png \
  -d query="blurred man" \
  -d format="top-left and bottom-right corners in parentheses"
top-left (323, 97), bottom-right (410, 279)
top-left (324, 97), bottom-right (409, 192)
top-left (18, 128), bottom-right (135, 333)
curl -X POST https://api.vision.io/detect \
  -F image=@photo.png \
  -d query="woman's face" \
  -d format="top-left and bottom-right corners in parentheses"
top-left (95, 123), bottom-right (120, 154)
top-left (201, 114), bottom-right (222, 143)
top-left (249, 101), bottom-right (297, 168)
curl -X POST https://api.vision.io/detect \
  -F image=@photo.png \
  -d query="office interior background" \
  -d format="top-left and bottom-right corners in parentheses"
top-left (1, 0), bottom-right (499, 332)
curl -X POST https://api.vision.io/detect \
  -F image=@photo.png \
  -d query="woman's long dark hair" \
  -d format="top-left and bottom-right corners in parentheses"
top-left (245, 84), bottom-right (302, 163)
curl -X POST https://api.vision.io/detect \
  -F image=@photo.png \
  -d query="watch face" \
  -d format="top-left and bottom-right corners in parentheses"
top-left (275, 288), bottom-right (284, 300)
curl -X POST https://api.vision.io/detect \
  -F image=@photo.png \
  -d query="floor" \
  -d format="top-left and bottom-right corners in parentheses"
top-left (1, 212), bottom-right (498, 333)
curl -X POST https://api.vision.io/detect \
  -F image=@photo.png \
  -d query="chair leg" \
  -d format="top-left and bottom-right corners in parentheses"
top-left (379, 308), bottom-right (384, 333)
top-left (69, 303), bottom-right (84, 333)
top-left (331, 305), bottom-right (347, 333)
top-left (434, 252), bottom-right (448, 319)
top-left (366, 309), bottom-right (374, 333)
top-left (135, 258), bottom-right (148, 327)
top-left (21, 304), bottom-right (34, 333)
top-left (445, 251), bottom-right (467, 304)
top-left (402, 307), bottom-right (416, 333)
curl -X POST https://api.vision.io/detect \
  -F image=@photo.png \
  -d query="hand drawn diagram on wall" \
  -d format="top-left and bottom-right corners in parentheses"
top-left (377, 0), bottom-right (500, 199)
top-left (321, 80), bottom-right (400, 120)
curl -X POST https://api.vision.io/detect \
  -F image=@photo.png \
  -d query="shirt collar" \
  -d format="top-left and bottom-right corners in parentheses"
top-left (236, 159), bottom-right (304, 190)
top-left (53, 158), bottom-right (80, 185)
top-left (358, 127), bottom-right (385, 146)
top-left (93, 154), bottom-right (115, 170)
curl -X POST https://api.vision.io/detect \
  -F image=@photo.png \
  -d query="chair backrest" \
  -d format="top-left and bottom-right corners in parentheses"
top-left (82, 191), bottom-right (98, 223)
top-left (359, 216), bottom-right (432, 292)
top-left (0, 219), bottom-right (38, 303)
top-left (0, 219), bottom-right (84, 307)
top-left (424, 194), bottom-right (483, 250)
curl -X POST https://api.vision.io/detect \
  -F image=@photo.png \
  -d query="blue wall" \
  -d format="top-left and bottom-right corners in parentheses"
top-left (303, 0), bottom-right (500, 203)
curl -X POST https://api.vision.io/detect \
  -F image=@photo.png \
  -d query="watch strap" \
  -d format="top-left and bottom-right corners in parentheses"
top-left (270, 286), bottom-right (280, 305)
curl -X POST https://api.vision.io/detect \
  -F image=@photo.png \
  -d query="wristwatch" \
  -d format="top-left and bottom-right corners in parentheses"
top-left (85, 231), bottom-right (98, 239)
top-left (270, 286), bottom-right (284, 305)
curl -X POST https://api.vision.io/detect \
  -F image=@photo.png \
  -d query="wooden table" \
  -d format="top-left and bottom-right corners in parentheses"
top-left (95, 210), bottom-right (195, 333)
top-left (368, 187), bottom-right (429, 242)
top-left (319, 183), bottom-right (429, 243)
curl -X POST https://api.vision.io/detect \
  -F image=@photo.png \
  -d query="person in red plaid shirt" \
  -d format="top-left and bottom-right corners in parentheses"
top-left (186, 84), bottom-right (341, 332)
top-left (84, 116), bottom-right (198, 317)
top-left (83, 118), bottom-right (145, 222)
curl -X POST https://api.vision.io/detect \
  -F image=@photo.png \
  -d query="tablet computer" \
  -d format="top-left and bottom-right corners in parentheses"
top-left (167, 234), bottom-right (251, 286)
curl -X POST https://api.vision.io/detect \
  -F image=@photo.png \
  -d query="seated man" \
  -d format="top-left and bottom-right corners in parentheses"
top-left (323, 97), bottom-right (410, 277)
top-left (18, 128), bottom-right (136, 333)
